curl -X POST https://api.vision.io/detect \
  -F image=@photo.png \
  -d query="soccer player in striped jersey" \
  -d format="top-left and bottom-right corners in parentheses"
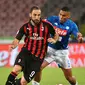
top-left (5, 6), bottom-right (58, 85)
top-left (32, 6), bottom-right (83, 85)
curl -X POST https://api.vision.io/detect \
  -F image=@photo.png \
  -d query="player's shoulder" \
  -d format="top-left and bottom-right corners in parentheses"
top-left (42, 19), bottom-right (53, 26)
top-left (48, 15), bottom-right (58, 18)
top-left (67, 19), bottom-right (76, 25)
top-left (67, 19), bottom-right (78, 29)
top-left (19, 22), bottom-right (29, 30)
top-left (23, 22), bottom-right (29, 26)
top-left (20, 22), bottom-right (28, 27)
top-left (47, 15), bottom-right (59, 20)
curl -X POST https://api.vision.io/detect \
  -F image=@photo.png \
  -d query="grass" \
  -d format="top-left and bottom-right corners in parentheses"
top-left (0, 67), bottom-right (85, 85)
top-left (0, 37), bottom-right (14, 40)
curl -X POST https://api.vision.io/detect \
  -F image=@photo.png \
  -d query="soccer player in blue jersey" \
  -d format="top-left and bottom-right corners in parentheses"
top-left (32, 6), bottom-right (83, 85)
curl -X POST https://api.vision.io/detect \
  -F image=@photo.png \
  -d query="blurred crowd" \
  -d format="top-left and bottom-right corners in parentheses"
top-left (0, 0), bottom-right (85, 42)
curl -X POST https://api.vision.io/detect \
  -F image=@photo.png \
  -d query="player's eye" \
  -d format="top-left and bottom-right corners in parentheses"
top-left (38, 14), bottom-right (40, 16)
top-left (33, 14), bottom-right (37, 16)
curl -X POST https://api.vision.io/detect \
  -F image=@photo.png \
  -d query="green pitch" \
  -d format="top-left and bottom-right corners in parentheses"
top-left (0, 67), bottom-right (85, 85)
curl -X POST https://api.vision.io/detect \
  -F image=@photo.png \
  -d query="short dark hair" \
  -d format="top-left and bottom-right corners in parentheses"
top-left (61, 6), bottom-right (70, 12)
top-left (30, 6), bottom-right (40, 13)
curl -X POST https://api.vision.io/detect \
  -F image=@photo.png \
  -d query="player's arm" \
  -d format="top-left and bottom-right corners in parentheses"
top-left (46, 16), bottom-right (56, 23)
top-left (48, 33), bottom-right (59, 44)
top-left (9, 38), bottom-right (20, 51)
top-left (77, 32), bottom-right (83, 43)
top-left (47, 23), bottom-right (59, 44)
top-left (9, 25), bottom-right (25, 51)
top-left (71, 23), bottom-right (83, 43)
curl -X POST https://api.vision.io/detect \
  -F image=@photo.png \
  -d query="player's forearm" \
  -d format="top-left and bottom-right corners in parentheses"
top-left (77, 32), bottom-right (83, 43)
top-left (48, 33), bottom-right (59, 44)
top-left (53, 33), bottom-right (59, 42)
top-left (11, 38), bottom-right (20, 49)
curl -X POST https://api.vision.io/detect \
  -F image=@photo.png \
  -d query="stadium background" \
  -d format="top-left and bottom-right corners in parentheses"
top-left (0, 0), bottom-right (85, 85)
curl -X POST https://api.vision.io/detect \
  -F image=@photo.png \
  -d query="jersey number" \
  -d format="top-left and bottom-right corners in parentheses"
top-left (58, 37), bottom-right (62, 41)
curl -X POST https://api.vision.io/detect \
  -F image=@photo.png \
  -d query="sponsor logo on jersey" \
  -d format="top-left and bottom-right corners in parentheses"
top-left (54, 26), bottom-right (67, 36)
top-left (28, 33), bottom-right (44, 40)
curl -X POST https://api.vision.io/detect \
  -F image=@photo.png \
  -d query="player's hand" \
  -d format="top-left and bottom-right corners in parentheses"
top-left (9, 45), bottom-right (15, 52)
top-left (48, 38), bottom-right (56, 44)
top-left (77, 32), bottom-right (83, 43)
top-left (9, 38), bottom-right (19, 52)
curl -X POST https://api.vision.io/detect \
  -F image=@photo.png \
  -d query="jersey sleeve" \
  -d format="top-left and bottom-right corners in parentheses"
top-left (47, 16), bottom-right (56, 23)
top-left (47, 23), bottom-right (55, 36)
top-left (15, 25), bottom-right (25, 40)
top-left (71, 23), bottom-right (79, 37)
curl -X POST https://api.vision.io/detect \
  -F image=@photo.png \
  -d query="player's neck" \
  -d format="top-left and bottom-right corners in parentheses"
top-left (30, 20), bottom-right (41, 26)
top-left (30, 20), bottom-right (35, 26)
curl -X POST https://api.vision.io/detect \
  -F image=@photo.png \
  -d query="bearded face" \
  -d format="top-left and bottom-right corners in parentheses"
top-left (29, 9), bottom-right (41, 24)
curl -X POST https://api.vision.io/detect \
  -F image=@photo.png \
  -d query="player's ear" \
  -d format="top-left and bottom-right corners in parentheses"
top-left (67, 12), bottom-right (71, 18)
top-left (29, 13), bottom-right (31, 17)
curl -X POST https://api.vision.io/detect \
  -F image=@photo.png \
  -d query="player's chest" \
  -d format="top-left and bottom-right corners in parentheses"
top-left (25, 25), bottom-right (49, 38)
top-left (53, 22), bottom-right (71, 36)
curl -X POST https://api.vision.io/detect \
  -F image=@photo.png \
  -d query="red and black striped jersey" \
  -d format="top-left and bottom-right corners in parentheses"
top-left (16, 19), bottom-right (56, 59)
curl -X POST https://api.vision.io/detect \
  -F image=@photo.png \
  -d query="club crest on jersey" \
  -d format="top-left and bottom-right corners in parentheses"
top-left (66, 26), bottom-right (69, 30)
top-left (54, 27), bottom-right (67, 36)
top-left (54, 22), bottom-right (58, 26)
top-left (33, 33), bottom-right (38, 37)
top-left (41, 26), bottom-right (44, 31)
top-left (27, 27), bottom-right (30, 30)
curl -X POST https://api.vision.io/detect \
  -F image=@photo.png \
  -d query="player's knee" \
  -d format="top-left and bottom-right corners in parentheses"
top-left (21, 81), bottom-right (27, 85)
top-left (34, 72), bottom-right (42, 82)
top-left (40, 61), bottom-right (49, 70)
top-left (21, 77), bottom-right (28, 85)
top-left (40, 67), bottom-right (43, 71)
top-left (66, 76), bottom-right (73, 81)
top-left (40, 64), bottom-right (46, 70)
top-left (12, 65), bottom-right (22, 74)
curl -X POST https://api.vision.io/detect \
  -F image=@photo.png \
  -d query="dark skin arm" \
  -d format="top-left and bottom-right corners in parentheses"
top-left (47, 33), bottom-right (59, 44)
top-left (77, 32), bottom-right (83, 43)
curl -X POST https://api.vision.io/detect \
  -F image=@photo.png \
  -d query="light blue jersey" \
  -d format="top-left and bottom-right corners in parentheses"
top-left (47, 16), bottom-right (79, 50)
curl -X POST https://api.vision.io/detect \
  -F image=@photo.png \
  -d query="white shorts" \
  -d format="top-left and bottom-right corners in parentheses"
top-left (45, 46), bottom-right (72, 69)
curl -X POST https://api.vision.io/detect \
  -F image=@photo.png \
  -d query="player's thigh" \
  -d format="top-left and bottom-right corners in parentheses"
top-left (44, 46), bottom-right (56, 64)
top-left (24, 58), bottom-right (42, 83)
top-left (13, 48), bottom-right (29, 74)
top-left (13, 48), bottom-right (28, 74)
top-left (12, 65), bottom-right (22, 74)
top-left (12, 51), bottom-right (25, 74)
top-left (56, 50), bottom-right (71, 69)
